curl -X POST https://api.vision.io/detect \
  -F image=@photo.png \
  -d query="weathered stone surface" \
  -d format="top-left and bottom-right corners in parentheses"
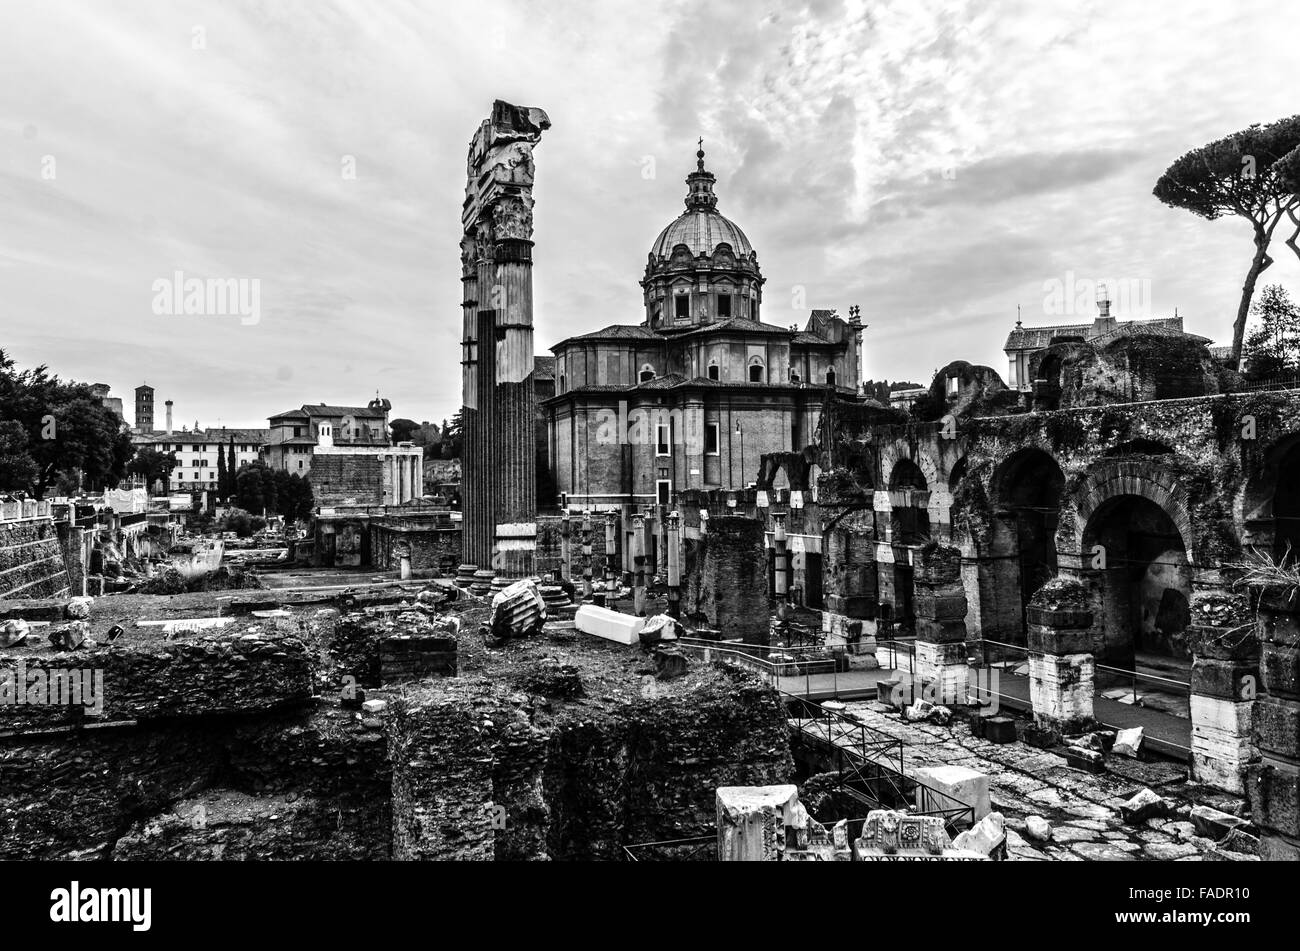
top-left (716, 784), bottom-right (799, 861)
top-left (1119, 788), bottom-right (1169, 825)
top-left (1112, 726), bottom-right (1143, 757)
top-left (914, 764), bottom-right (991, 820)
top-left (1025, 815), bottom-right (1053, 842)
top-left (114, 788), bottom-right (389, 860)
top-left (951, 811), bottom-right (1006, 858)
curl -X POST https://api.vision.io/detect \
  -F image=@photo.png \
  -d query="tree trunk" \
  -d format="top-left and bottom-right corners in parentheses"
top-left (1232, 228), bottom-right (1274, 370)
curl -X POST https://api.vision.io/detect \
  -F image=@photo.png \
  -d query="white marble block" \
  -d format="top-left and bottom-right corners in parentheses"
top-left (913, 765), bottom-right (992, 820)
top-left (574, 604), bottom-right (645, 645)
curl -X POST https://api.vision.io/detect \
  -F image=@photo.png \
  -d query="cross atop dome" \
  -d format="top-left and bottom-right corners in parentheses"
top-left (685, 138), bottom-right (718, 211)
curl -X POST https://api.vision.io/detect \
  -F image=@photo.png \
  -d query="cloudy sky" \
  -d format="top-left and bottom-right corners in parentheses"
top-left (2, 0), bottom-right (1297, 429)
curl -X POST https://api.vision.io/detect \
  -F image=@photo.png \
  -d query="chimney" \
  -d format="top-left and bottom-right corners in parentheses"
top-left (165, 400), bottom-right (174, 435)
top-left (1092, 284), bottom-right (1116, 337)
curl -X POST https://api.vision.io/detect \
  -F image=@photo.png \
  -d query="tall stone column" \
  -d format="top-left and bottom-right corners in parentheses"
top-left (581, 509), bottom-right (593, 599)
top-left (632, 511), bottom-right (647, 616)
top-left (666, 510), bottom-right (682, 619)
top-left (1248, 589), bottom-right (1300, 860)
top-left (460, 100), bottom-right (550, 579)
top-left (1187, 587), bottom-right (1257, 794)
top-left (1027, 577), bottom-right (1096, 733)
top-left (913, 543), bottom-right (968, 705)
top-left (603, 511), bottom-right (618, 589)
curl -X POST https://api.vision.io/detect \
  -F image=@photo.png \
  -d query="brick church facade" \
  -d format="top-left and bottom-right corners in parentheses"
top-left (542, 146), bottom-right (864, 511)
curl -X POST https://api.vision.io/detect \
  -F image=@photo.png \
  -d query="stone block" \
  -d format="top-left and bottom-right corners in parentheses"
top-left (1120, 788), bottom-right (1169, 824)
top-left (983, 716), bottom-right (1016, 744)
top-left (912, 592), bottom-right (968, 621)
top-left (574, 604), bottom-right (646, 646)
top-left (1190, 804), bottom-right (1249, 840)
top-left (1261, 644), bottom-right (1300, 698)
top-left (716, 785), bottom-right (800, 862)
top-left (1252, 696), bottom-right (1300, 759)
top-left (1190, 659), bottom-right (1259, 701)
top-left (1027, 624), bottom-right (1093, 656)
top-left (913, 765), bottom-right (991, 820)
top-left (1028, 652), bottom-right (1094, 729)
top-left (1062, 746), bottom-right (1105, 773)
top-left (1246, 761), bottom-right (1300, 839)
top-left (915, 618), bottom-right (967, 643)
top-left (1025, 605), bottom-right (1092, 630)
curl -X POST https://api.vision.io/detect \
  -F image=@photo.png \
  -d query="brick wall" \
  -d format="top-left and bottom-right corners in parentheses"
top-left (0, 519), bottom-right (72, 600)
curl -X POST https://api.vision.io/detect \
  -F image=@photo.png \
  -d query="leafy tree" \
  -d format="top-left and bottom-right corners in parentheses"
top-left (216, 441), bottom-right (228, 501)
top-left (441, 409), bottom-right (464, 459)
top-left (1153, 115), bottom-right (1300, 368)
top-left (0, 420), bottom-right (37, 492)
top-left (389, 417), bottom-right (420, 443)
top-left (1243, 284), bottom-right (1300, 380)
top-left (128, 448), bottom-right (179, 492)
top-left (236, 463), bottom-right (268, 514)
top-left (0, 351), bottom-right (132, 498)
top-left (225, 437), bottom-right (238, 498)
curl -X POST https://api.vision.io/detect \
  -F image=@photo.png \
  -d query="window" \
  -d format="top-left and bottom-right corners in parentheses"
top-left (826, 368), bottom-right (837, 386)
top-left (707, 362), bottom-right (720, 381)
top-left (749, 363), bottom-right (764, 383)
top-left (559, 374), bottom-right (566, 392)
top-left (946, 375), bottom-right (959, 396)
top-left (657, 480), bottom-right (671, 505)
top-left (717, 293), bottom-right (732, 318)
top-left (705, 423), bottom-right (720, 455)
top-left (298, 460), bottom-right (303, 470)
top-left (640, 364), bottom-right (655, 383)
top-left (656, 423), bottom-right (671, 456)
top-left (791, 370), bottom-right (801, 383)
top-left (675, 295), bottom-right (690, 319)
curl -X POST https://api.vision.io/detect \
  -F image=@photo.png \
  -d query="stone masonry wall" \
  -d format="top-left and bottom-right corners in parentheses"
top-left (0, 519), bottom-right (72, 600)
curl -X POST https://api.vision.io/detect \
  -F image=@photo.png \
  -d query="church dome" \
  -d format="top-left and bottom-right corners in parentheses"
top-left (648, 143), bottom-right (754, 259)
top-left (651, 209), bottom-right (753, 258)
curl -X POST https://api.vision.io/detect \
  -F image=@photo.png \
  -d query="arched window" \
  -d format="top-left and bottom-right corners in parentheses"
top-left (559, 373), bottom-right (566, 393)
top-left (707, 361), bottom-right (720, 381)
top-left (639, 364), bottom-right (656, 383)
top-left (748, 357), bottom-right (765, 384)
top-left (826, 368), bottom-right (837, 386)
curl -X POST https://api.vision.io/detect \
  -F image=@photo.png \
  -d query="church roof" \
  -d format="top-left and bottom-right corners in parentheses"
top-left (650, 209), bottom-right (753, 258)
top-left (564, 324), bottom-right (659, 343)
top-left (1004, 316), bottom-right (1184, 351)
top-left (676, 317), bottom-right (792, 338)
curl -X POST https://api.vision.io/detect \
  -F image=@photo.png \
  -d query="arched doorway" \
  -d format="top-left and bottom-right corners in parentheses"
top-left (1272, 440), bottom-right (1300, 563)
top-left (993, 448), bottom-right (1065, 636)
top-left (1082, 495), bottom-right (1192, 667)
top-left (888, 459), bottom-right (931, 631)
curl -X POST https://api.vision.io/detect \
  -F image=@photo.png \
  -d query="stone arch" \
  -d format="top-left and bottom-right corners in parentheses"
top-left (1239, 431), bottom-right (1300, 559)
top-left (984, 447), bottom-right (1067, 639)
top-left (1071, 459), bottom-right (1195, 563)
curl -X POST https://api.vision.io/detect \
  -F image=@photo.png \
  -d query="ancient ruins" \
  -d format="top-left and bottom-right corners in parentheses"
top-left (2, 99), bottom-right (1298, 865)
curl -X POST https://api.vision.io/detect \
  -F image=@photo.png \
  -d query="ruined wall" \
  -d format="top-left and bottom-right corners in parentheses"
top-left (1, 598), bottom-right (791, 860)
top-left (309, 454), bottom-right (385, 508)
top-left (0, 518), bottom-right (72, 600)
top-left (682, 516), bottom-right (769, 641)
top-left (388, 663), bottom-right (792, 860)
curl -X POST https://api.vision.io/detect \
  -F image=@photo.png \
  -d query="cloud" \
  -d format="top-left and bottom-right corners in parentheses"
top-left (0, 0), bottom-right (1296, 426)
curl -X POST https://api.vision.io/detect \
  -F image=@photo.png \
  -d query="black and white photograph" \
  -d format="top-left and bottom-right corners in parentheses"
top-left (0, 0), bottom-right (1295, 932)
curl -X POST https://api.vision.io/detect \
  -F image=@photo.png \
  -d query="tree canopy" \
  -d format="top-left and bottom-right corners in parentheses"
top-left (0, 350), bottom-right (132, 498)
top-left (127, 448), bottom-right (180, 492)
top-left (1153, 115), bottom-right (1300, 368)
top-left (1243, 284), bottom-right (1300, 381)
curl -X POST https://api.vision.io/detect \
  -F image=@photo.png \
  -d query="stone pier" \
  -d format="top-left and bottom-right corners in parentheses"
top-left (1187, 589), bottom-right (1258, 794)
top-left (913, 543), bottom-right (967, 705)
top-left (1248, 590), bottom-right (1300, 860)
top-left (460, 100), bottom-right (549, 579)
top-left (1026, 577), bottom-right (1095, 733)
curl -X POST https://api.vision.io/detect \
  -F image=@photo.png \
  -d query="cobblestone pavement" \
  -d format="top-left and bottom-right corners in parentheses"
top-left (840, 701), bottom-right (1251, 861)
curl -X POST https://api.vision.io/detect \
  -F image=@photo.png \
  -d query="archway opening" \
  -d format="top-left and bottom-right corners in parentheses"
top-left (1083, 495), bottom-right (1191, 668)
top-left (1273, 440), bottom-right (1300, 563)
top-left (887, 459), bottom-right (930, 632)
top-left (995, 448), bottom-right (1065, 635)
top-left (1033, 354), bottom-right (1063, 411)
